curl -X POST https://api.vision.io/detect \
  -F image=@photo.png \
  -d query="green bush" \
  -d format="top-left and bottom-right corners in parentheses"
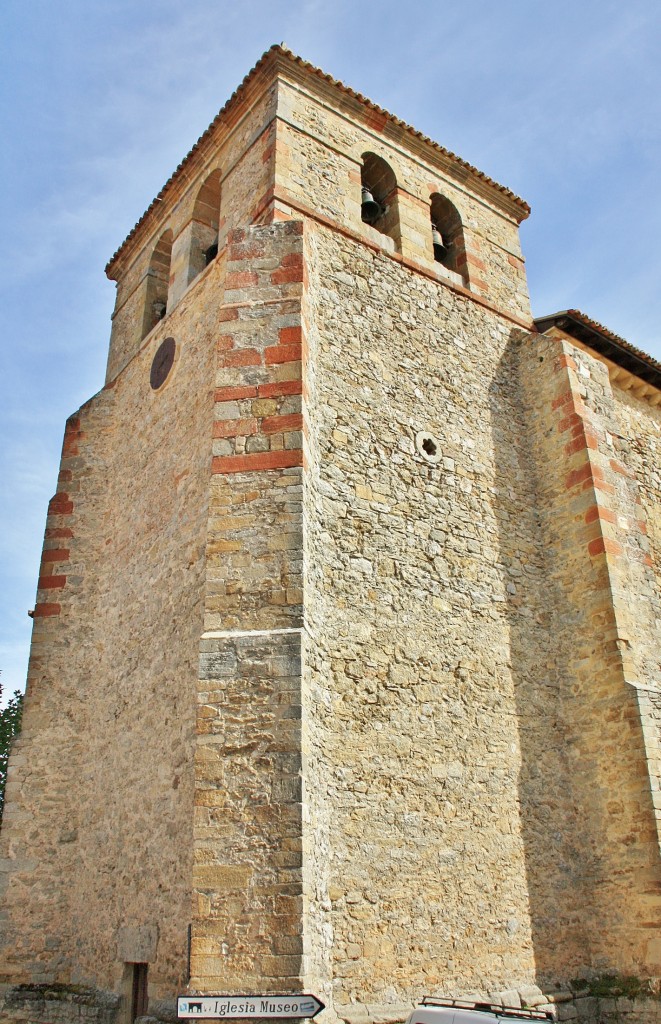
top-left (0, 686), bottom-right (24, 820)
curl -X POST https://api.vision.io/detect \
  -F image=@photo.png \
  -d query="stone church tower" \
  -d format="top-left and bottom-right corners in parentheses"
top-left (2, 45), bottom-right (661, 1024)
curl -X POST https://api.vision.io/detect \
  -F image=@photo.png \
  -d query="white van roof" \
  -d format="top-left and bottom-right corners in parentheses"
top-left (407, 998), bottom-right (554, 1024)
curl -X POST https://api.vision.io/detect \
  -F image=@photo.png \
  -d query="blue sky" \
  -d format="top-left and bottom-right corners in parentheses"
top-left (1, 0), bottom-right (660, 696)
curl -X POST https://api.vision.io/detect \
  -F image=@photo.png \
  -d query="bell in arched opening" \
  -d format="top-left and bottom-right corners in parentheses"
top-left (429, 193), bottom-right (466, 278)
top-left (432, 224), bottom-right (448, 263)
top-left (361, 187), bottom-right (381, 225)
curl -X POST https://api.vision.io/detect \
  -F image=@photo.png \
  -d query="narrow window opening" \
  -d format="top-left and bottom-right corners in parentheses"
top-left (142, 230), bottom-right (173, 340)
top-left (360, 152), bottom-right (400, 248)
top-left (422, 437), bottom-right (437, 457)
top-left (130, 963), bottom-right (149, 1022)
top-left (430, 193), bottom-right (467, 281)
top-left (189, 170), bottom-right (222, 284)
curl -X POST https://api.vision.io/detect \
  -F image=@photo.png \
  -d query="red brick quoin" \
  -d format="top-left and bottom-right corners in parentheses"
top-left (33, 417), bottom-right (79, 617)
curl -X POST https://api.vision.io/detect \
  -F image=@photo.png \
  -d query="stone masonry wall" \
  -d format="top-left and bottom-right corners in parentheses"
top-left (612, 387), bottom-right (661, 655)
top-left (0, 393), bottom-right (115, 988)
top-left (300, 222), bottom-right (556, 1015)
top-left (517, 332), bottom-right (661, 980)
top-left (190, 221), bottom-right (307, 995)
top-left (0, 248), bottom-right (222, 1005)
top-left (612, 384), bottom-right (661, 909)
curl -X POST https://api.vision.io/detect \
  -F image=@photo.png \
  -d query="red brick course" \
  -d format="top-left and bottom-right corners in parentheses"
top-left (610, 459), bottom-right (636, 479)
top-left (588, 537), bottom-right (623, 558)
top-left (214, 385), bottom-right (258, 402)
top-left (42, 549), bottom-right (70, 563)
top-left (210, 224), bottom-right (305, 478)
top-left (565, 462), bottom-right (596, 490)
top-left (365, 110), bottom-right (388, 132)
top-left (265, 343), bottom-right (301, 365)
top-left (38, 575), bottom-right (67, 590)
top-left (212, 449), bottom-right (303, 475)
top-left (225, 271), bottom-right (259, 290)
top-left (271, 267), bottom-right (304, 286)
top-left (258, 380), bottom-right (302, 399)
top-left (62, 417), bottom-right (83, 457)
top-left (32, 603), bottom-right (61, 618)
top-left (219, 349), bottom-right (262, 368)
top-left (585, 505), bottom-right (617, 526)
top-left (564, 431), bottom-right (598, 456)
top-left (278, 326), bottom-right (302, 346)
top-left (48, 493), bottom-right (74, 516)
top-left (261, 413), bottom-right (303, 434)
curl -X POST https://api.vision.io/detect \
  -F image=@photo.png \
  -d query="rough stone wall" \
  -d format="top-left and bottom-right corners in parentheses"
top-left (190, 222), bottom-right (307, 995)
top-left (300, 222), bottom-right (556, 1013)
top-left (0, 252), bottom-right (221, 1002)
top-left (612, 386), bottom-right (661, 662)
top-left (0, 394), bottom-right (114, 988)
top-left (517, 332), bottom-right (661, 979)
top-left (611, 383), bottom-right (661, 895)
top-left (2, 986), bottom-right (120, 1024)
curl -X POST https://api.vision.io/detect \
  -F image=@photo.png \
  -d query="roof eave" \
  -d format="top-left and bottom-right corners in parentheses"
top-left (534, 310), bottom-right (661, 390)
top-left (106, 44), bottom-right (530, 280)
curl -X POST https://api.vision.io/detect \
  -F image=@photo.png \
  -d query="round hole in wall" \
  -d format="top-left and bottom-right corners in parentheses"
top-left (415, 430), bottom-right (442, 464)
top-left (150, 337), bottom-right (176, 390)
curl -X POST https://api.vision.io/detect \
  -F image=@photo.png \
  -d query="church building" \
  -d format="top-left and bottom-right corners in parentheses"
top-left (2, 45), bottom-right (661, 1024)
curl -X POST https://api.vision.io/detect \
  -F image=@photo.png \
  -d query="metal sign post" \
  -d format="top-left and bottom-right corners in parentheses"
top-left (177, 995), bottom-right (325, 1019)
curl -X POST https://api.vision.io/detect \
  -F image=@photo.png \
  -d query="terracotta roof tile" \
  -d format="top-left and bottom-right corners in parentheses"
top-left (534, 309), bottom-right (661, 384)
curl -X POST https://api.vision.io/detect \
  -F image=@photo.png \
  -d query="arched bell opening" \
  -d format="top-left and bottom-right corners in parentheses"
top-left (188, 170), bottom-right (222, 285)
top-left (429, 193), bottom-right (466, 280)
top-left (142, 229), bottom-right (173, 339)
top-left (360, 152), bottom-right (400, 247)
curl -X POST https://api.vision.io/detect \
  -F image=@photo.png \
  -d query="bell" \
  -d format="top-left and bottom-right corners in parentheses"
top-left (361, 187), bottom-right (381, 224)
top-left (204, 240), bottom-right (219, 266)
top-left (432, 225), bottom-right (447, 262)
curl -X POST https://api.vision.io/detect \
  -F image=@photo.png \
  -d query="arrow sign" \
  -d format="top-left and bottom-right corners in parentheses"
top-left (177, 995), bottom-right (325, 1019)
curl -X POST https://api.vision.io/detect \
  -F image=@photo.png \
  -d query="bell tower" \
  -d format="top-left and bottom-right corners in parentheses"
top-left (3, 45), bottom-right (661, 1024)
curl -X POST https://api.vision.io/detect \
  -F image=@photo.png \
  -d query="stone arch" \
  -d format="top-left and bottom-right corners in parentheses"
top-left (360, 152), bottom-right (400, 248)
top-left (142, 229), bottom-right (172, 339)
top-left (188, 169), bottom-right (222, 285)
top-left (430, 192), bottom-right (467, 280)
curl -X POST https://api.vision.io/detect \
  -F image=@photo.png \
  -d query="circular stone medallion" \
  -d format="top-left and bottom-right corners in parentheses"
top-left (415, 430), bottom-right (442, 464)
top-left (150, 337), bottom-right (176, 390)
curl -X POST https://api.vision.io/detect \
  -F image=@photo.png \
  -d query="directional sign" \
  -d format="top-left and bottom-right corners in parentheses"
top-left (177, 995), bottom-right (325, 1019)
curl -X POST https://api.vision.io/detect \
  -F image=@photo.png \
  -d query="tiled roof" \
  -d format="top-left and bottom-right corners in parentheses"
top-left (106, 44), bottom-right (530, 275)
top-left (534, 309), bottom-right (661, 387)
top-left (275, 47), bottom-right (530, 213)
